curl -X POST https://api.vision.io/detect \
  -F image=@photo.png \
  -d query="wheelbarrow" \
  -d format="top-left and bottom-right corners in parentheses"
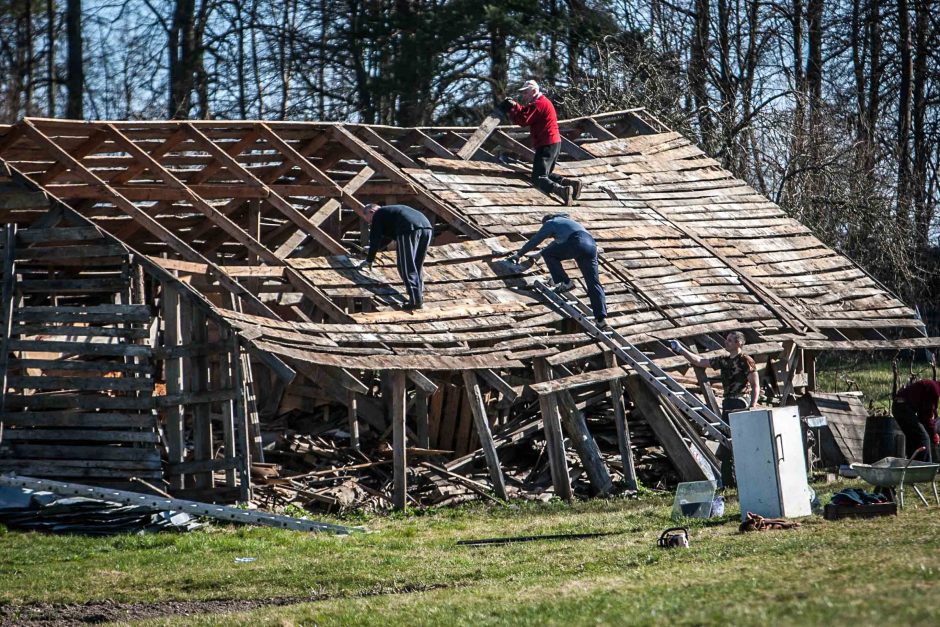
top-left (850, 447), bottom-right (940, 509)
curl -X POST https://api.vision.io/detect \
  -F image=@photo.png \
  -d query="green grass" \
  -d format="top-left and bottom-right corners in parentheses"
top-left (1, 483), bottom-right (939, 626)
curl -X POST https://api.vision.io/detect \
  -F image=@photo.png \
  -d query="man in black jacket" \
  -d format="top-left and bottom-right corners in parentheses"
top-left (359, 204), bottom-right (433, 310)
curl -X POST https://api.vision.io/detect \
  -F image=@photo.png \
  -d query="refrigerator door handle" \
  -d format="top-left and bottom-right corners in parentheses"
top-left (776, 433), bottom-right (785, 462)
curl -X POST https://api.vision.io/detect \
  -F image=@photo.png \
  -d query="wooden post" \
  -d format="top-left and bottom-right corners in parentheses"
top-left (163, 283), bottom-right (185, 490)
top-left (220, 327), bottom-right (237, 487)
top-left (461, 371), bottom-right (508, 500)
top-left (0, 226), bottom-right (17, 436)
top-left (391, 370), bottom-right (408, 510)
top-left (346, 389), bottom-right (360, 450)
top-left (533, 359), bottom-right (572, 502)
top-left (556, 390), bottom-right (613, 496)
top-left (232, 336), bottom-right (252, 502)
top-left (415, 391), bottom-right (430, 449)
top-left (604, 351), bottom-right (637, 491)
top-left (190, 305), bottom-right (212, 489)
top-left (806, 351), bottom-right (816, 392)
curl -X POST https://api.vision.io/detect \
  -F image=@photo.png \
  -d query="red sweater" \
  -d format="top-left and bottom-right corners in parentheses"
top-left (509, 94), bottom-right (561, 148)
top-left (895, 378), bottom-right (940, 436)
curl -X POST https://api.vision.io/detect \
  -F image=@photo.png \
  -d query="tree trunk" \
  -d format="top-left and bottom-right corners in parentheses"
top-left (689, 0), bottom-right (714, 152)
top-left (46, 0), bottom-right (55, 115)
top-left (896, 0), bottom-right (913, 234)
top-left (66, 0), bottom-right (83, 119)
top-left (911, 0), bottom-right (931, 249)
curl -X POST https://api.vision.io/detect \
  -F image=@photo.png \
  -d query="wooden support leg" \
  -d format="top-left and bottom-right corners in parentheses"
top-left (190, 306), bottom-right (212, 489)
top-left (347, 389), bottom-right (360, 450)
top-left (806, 351), bottom-right (816, 392)
top-left (415, 391), bottom-right (430, 449)
top-left (220, 328), bottom-right (237, 487)
top-left (556, 390), bottom-right (613, 496)
top-left (232, 337), bottom-right (252, 502)
top-left (162, 283), bottom-right (185, 490)
top-left (605, 351), bottom-right (637, 491)
top-left (534, 359), bottom-right (572, 502)
top-left (461, 371), bottom-right (508, 500)
top-left (391, 370), bottom-right (408, 510)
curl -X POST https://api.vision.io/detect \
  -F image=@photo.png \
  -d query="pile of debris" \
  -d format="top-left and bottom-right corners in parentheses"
top-left (251, 399), bottom-right (679, 514)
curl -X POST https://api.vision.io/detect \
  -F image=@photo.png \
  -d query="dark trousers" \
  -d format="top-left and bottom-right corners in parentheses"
top-left (395, 228), bottom-right (432, 306)
top-left (893, 401), bottom-right (932, 462)
top-left (532, 142), bottom-right (573, 196)
top-left (541, 231), bottom-right (607, 321)
top-left (718, 397), bottom-right (749, 487)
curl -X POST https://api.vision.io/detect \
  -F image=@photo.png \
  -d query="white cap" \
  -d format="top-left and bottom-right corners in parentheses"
top-left (518, 80), bottom-right (539, 93)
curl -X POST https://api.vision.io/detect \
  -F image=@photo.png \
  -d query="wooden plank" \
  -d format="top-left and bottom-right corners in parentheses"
top-left (189, 305), bottom-right (212, 490)
top-left (415, 391), bottom-right (429, 449)
top-left (391, 370), bottom-right (408, 510)
top-left (0, 411), bottom-right (156, 428)
top-left (7, 339), bottom-right (152, 358)
top-left (533, 358), bottom-right (572, 501)
top-left (162, 282), bottom-right (185, 489)
top-left (604, 351), bottom-right (637, 491)
top-left (556, 390), bottom-right (613, 496)
top-left (347, 390), bottom-right (360, 450)
top-left (0, 225), bottom-right (18, 431)
top-left (7, 375), bottom-right (153, 392)
top-left (461, 371), bottom-right (508, 499)
top-left (457, 111), bottom-right (503, 160)
top-left (1, 443), bottom-right (160, 462)
top-left (1, 429), bottom-right (158, 443)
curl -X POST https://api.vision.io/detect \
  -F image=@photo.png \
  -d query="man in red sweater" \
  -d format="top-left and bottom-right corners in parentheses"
top-left (893, 378), bottom-right (940, 461)
top-left (500, 80), bottom-right (581, 206)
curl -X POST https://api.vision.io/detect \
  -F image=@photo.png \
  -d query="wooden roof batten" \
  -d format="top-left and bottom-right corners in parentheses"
top-left (0, 109), bottom-right (933, 374)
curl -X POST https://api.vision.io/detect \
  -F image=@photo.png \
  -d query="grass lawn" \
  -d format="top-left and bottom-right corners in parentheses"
top-left (815, 356), bottom-right (931, 413)
top-left (1, 481), bottom-right (938, 626)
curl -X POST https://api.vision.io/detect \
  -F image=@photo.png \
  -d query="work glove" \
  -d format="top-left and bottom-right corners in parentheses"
top-left (668, 340), bottom-right (683, 353)
top-left (498, 98), bottom-right (516, 114)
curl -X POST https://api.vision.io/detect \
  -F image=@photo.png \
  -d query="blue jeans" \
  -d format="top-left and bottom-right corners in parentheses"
top-left (541, 231), bottom-right (607, 320)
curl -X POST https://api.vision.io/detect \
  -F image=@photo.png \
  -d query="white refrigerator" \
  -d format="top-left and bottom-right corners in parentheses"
top-left (729, 406), bottom-right (812, 520)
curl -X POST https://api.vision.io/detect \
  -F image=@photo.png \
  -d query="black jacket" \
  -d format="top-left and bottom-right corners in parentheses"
top-left (365, 205), bottom-right (432, 263)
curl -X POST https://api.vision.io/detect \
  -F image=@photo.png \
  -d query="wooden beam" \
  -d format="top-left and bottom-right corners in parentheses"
top-left (18, 121), bottom-right (279, 319)
top-left (556, 390), bottom-right (613, 496)
top-left (461, 371), bottom-right (508, 500)
top-left (347, 390), bottom-right (360, 450)
top-left (605, 351), bottom-right (637, 491)
top-left (457, 111), bottom-right (503, 160)
top-left (391, 369), bottom-right (408, 510)
top-left (477, 368), bottom-right (519, 403)
top-left (533, 358), bottom-right (572, 501)
top-left (184, 123), bottom-right (347, 255)
top-left (103, 124), bottom-right (285, 265)
top-left (331, 125), bottom-right (487, 239)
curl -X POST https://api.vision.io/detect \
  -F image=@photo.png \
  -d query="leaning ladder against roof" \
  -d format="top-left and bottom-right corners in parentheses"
top-left (531, 280), bottom-right (730, 476)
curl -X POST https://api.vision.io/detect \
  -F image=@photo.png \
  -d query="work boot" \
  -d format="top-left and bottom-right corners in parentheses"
top-left (571, 180), bottom-right (583, 200)
top-left (551, 280), bottom-right (575, 293)
top-left (402, 300), bottom-right (424, 311)
top-left (596, 318), bottom-right (612, 332)
top-left (559, 185), bottom-right (573, 206)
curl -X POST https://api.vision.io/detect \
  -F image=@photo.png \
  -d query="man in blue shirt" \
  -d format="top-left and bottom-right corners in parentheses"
top-left (508, 213), bottom-right (609, 330)
top-left (359, 204), bottom-right (433, 310)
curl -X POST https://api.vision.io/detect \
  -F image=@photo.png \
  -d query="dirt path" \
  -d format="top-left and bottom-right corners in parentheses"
top-left (0, 582), bottom-right (452, 625)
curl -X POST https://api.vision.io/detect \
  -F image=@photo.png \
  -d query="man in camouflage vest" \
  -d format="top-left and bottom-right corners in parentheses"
top-left (669, 331), bottom-right (759, 486)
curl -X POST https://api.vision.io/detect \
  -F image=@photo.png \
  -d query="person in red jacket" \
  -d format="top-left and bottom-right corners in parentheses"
top-left (893, 378), bottom-right (940, 461)
top-left (500, 80), bottom-right (581, 206)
